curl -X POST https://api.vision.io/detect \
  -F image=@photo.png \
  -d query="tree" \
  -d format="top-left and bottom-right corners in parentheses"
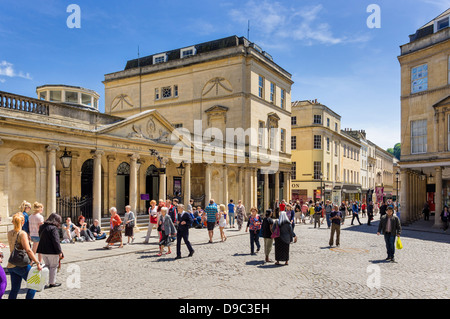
top-left (387, 143), bottom-right (401, 160)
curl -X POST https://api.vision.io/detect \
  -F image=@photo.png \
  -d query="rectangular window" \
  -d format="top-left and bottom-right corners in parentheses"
top-left (81, 93), bottom-right (91, 106)
top-left (49, 91), bottom-right (61, 102)
top-left (334, 141), bottom-right (338, 156)
top-left (291, 162), bottom-right (296, 180)
top-left (174, 85), bottom-right (178, 97)
top-left (162, 86), bottom-right (172, 99)
top-left (313, 135), bottom-right (322, 149)
top-left (411, 64), bottom-right (428, 93)
top-left (280, 128), bottom-right (286, 152)
top-left (291, 135), bottom-right (297, 150)
top-left (335, 123), bottom-right (338, 131)
top-left (411, 119), bottom-right (427, 154)
top-left (65, 91), bottom-right (78, 103)
top-left (314, 161), bottom-right (322, 180)
top-left (181, 46), bottom-right (196, 58)
top-left (174, 123), bottom-right (183, 128)
top-left (153, 53), bottom-right (167, 64)
top-left (437, 17), bottom-right (449, 31)
top-left (258, 75), bottom-right (264, 98)
top-left (155, 88), bottom-right (160, 100)
top-left (258, 121), bottom-right (265, 147)
top-left (270, 82), bottom-right (275, 103)
top-left (327, 118), bottom-right (330, 127)
top-left (313, 114), bottom-right (322, 124)
top-left (280, 89), bottom-right (285, 108)
top-left (291, 116), bottom-right (297, 125)
top-left (269, 125), bottom-right (275, 150)
top-left (326, 137), bottom-right (330, 152)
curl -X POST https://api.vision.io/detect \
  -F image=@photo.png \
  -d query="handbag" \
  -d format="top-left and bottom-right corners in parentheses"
top-left (271, 222), bottom-right (280, 239)
top-left (396, 237), bottom-right (403, 250)
top-left (8, 231), bottom-right (31, 267)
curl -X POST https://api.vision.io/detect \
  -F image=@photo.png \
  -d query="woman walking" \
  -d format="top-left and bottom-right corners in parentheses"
top-left (245, 207), bottom-right (262, 255)
top-left (236, 200), bottom-right (246, 231)
top-left (157, 207), bottom-right (177, 256)
top-left (7, 213), bottom-right (42, 299)
top-left (123, 205), bottom-right (136, 244)
top-left (37, 213), bottom-right (63, 288)
top-left (19, 201), bottom-right (31, 236)
top-left (104, 207), bottom-right (123, 249)
top-left (144, 200), bottom-right (159, 243)
top-left (218, 204), bottom-right (227, 242)
top-left (29, 202), bottom-right (44, 258)
top-left (273, 211), bottom-right (295, 265)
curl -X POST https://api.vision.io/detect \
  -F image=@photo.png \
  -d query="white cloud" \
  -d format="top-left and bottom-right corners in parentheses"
top-left (229, 1), bottom-right (370, 46)
top-left (0, 60), bottom-right (32, 81)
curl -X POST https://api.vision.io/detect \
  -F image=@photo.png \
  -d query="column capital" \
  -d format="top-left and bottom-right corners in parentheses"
top-left (107, 154), bottom-right (116, 162)
top-left (129, 153), bottom-right (140, 161)
top-left (92, 149), bottom-right (104, 158)
top-left (46, 144), bottom-right (60, 152)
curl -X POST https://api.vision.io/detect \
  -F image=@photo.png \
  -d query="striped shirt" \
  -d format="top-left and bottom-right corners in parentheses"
top-left (205, 204), bottom-right (218, 222)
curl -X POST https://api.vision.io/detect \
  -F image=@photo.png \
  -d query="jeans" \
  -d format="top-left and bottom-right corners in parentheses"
top-left (249, 231), bottom-right (260, 254)
top-left (228, 213), bottom-right (235, 227)
top-left (326, 213), bottom-right (331, 228)
top-left (8, 265), bottom-right (36, 299)
top-left (351, 213), bottom-right (361, 225)
top-left (384, 233), bottom-right (396, 259)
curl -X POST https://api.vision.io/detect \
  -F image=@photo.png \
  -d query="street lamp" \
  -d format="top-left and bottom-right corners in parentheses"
top-left (176, 161), bottom-right (185, 176)
top-left (395, 170), bottom-right (400, 205)
top-left (59, 148), bottom-right (72, 169)
top-left (319, 172), bottom-right (323, 203)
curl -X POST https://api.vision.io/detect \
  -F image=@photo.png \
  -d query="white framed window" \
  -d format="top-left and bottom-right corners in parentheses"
top-left (280, 89), bottom-right (285, 109)
top-left (270, 82), bottom-right (275, 103)
top-left (258, 121), bottom-right (265, 147)
top-left (313, 135), bottom-right (322, 149)
top-left (411, 64), bottom-right (428, 94)
top-left (411, 119), bottom-right (427, 154)
top-left (258, 75), bottom-right (264, 98)
top-left (181, 46), bottom-right (196, 58)
top-left (153, 53), bottom-right (167, 64)
top-left (435, 16), bottom-right (450, 32)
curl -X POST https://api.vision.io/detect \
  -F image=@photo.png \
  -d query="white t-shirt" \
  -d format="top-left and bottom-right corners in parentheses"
top-left (29, 213), bottom-right (44, 237)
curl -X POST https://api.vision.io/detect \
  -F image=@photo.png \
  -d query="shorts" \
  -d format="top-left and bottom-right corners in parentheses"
top-left (207, 221), bottom-right (216, 231)
top-left (31, 236), bottom-right (40, 242)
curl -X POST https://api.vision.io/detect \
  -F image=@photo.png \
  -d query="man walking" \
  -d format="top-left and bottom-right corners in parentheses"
top-left (351, 201), bottom-right (362, 225)
top-left (329, 205), bottom-right (342, 247)
top-left (367, 201), bottom-right (374, 226)
top-left (205, 199), bottom-right (219, 243)
top-left (228, 199), bottom-right (235, 228)
top-left (175, 204), bottom-right (194, 259)
top-left (314, 202), bottom-right (322, 228)
top-left (324, 200), bottom-right (333, 229)
top-left (377, 206), bottom-right (402, 262)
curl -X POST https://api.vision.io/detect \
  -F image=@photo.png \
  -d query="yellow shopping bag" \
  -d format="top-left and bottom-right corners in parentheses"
top-left (396, 237), bottom-right (403, 250)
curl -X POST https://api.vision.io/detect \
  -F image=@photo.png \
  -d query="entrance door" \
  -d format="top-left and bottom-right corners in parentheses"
top-left (116, 162), bottom-right (130, 215)
top-left (145, 165), bottom-right (160, 212)
top-left (81, 159), bottom-right (93, 199)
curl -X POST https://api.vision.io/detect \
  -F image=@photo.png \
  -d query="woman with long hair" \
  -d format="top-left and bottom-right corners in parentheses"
top-left (28, 202), bottom-right (44, 259)
top-left (7, 213), bottom-right (42, 299)
top-left (273, 211), bottom-right (296, 265)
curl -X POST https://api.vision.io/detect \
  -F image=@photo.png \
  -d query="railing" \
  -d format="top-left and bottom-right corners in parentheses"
top-left (0, 91), bottom-right (49, 115)
top-left (56, 196), bottom-right (93, 226)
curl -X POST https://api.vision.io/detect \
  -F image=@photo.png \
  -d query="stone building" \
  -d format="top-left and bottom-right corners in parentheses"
top-left (0, 36), bottom-right (293, 237)
top-left (398, 9), bottom-right (450, 227)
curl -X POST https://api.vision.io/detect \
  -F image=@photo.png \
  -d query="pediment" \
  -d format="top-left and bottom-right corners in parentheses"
top-left (433, 95), bottom-right (450, 110)
top-left (96, 110), bottom-right (190, 147)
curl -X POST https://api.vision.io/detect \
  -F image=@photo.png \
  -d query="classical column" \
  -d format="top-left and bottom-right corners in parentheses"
top-left (264, 172), bottom-right (269, 211)
top-left (159, 160), bottom-right (167, 201)
top-left (93, 150), bottom-right (104, 222)
top-left (184, 162), bottom-right (191, 205)
top-left (129, 153), bottom-right (139, 213)
top-left (46, 144), bottom-right (59, 216)
top-left (223, 165), bottom-right (228, 205)
top-left (275, 171), bottom-right (280, 205)
top-left (238, 167), bottom-right (243, 202)
top-left (70, 151), bottom-right (80, 198)
top-left (246, 167), bottom-right (253, 209)
top-left (205, 164), bottom-right (211, 202)
top-left (399, 169), bottom-right (409, 225)
top-left (434, 166), bottom-right (443, 228)
top-left (284, 171), bottom-right (291, 202)
top-left (107, 155), bottom-right (116, 212)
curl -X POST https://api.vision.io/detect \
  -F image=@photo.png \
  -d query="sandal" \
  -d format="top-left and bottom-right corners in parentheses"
top-left (157, 252), bottom-right (162, 256)
top-left (166, 251), bottom-right (172, 255)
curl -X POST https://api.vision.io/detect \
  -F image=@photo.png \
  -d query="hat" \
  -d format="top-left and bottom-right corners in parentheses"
top-left (387, 205), bottom-right (394, 211)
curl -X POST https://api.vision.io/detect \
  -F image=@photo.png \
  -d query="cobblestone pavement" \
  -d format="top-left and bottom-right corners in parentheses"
top-left (2, 215), bottom-right (449, 299)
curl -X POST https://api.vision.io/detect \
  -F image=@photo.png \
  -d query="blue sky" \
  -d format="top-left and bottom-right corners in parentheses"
top-left (1, 0), bottom-right (449, 150)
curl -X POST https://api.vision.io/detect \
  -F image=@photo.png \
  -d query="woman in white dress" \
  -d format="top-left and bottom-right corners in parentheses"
top-left (144, 200), bottom-right (159, 244)
top-left (218, 204), bottom-right (227, 242)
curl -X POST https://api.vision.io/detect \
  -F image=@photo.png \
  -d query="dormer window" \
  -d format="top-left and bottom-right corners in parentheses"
top-left (181, 46), bottom-right (196, 58)
top-left (153, 53), bottom-right (167, 64)
top-left (435, 15), bottom-right (450, 32)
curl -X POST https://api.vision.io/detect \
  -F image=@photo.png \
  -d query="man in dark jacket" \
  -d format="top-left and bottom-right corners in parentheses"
top-left (175, 204), bottom-right (194, 259)
top-left (377, 206), bottom-right (401, 262)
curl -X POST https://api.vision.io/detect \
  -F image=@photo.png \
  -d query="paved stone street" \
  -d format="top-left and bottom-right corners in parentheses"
top-left (1, 215), bottom-right (449, 299)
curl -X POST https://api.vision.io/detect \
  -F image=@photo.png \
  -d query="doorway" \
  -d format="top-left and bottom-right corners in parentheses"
top-left (116, 162), bottom-right (130, 215)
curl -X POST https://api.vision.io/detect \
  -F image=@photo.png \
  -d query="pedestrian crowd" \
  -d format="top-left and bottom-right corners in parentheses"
top-left (1, 193), bottom-right (445, 299)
